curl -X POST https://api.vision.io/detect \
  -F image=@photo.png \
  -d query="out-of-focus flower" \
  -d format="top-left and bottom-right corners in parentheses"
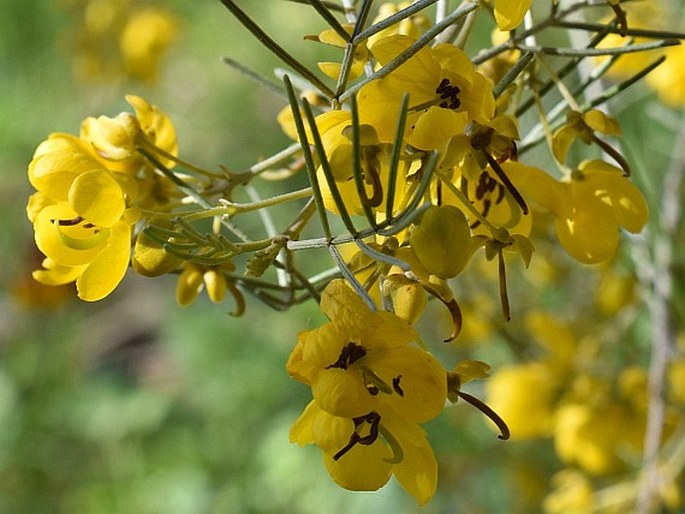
top-left (119, 7), bottom-right (178, 83)
top-left (647, 43), bottom-right (685, 107)
top-left (62, 0), bottom-right (178, 84)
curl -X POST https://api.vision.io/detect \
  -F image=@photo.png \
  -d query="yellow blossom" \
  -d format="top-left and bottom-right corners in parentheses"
top-left (358, 35), bottom-right (495, 147)
top-left (119, 7), bottom-right (178, 83)
top-left (287, 279), bottom-right (447, 421)
top-left (509, 160), bottom-right (648, 263)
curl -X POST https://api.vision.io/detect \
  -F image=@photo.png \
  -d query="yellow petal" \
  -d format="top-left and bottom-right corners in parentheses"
top-left (76, 221), bottom-right (132, 301)
top-left (203, 268), bottom-right (227, 303)
top-left (318, 61), bottom-right (343, 80)
top-left (552, 124), bottom-right (577, 164)
top-left (494, 0), bottom-right (532, 31)
top-left (289, 400), bottom-right (319, 446)
top-left (408, 107), bottom-right (468, 150)
top-left (322, 440), bottom-right (392, 492)
top-left (33, 258), bottom-right (86, 286)
top-left (312, 367), bottom-right (376, 418)
top-left (34, 203), bottom-right (106, 266)
top-left (554, 199), bottom-right (618, 264)
top-left (364, 346), bottom-right (447, 423)
top-left (505, 162), bottom-right (570, 218)
top-left (387, 415), bottom-right (438, 505)
top-left (28, 134), bottom-right (103, 200)
top-left (68, 169), bottom-right (126, 227)
top-left (583, 109), bottom-right (622, 136)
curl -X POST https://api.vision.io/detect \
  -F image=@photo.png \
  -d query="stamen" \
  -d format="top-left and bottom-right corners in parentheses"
top-left (392, 375), bottom-right (404, 396)
top-left (326, 342), bottom-right (366, 370)
top-left (484, 152), bottom-right (529, 215)
top-left (360, 147), bottom-right (384, 207)
top-left (333, 411), bottom-right (381, 460)
top-left (53, 216), bottom-right (85, 226)
top-left (435, 78), bottom-right (461, 110)
top-left (457, 390), bottom-right (510, 440)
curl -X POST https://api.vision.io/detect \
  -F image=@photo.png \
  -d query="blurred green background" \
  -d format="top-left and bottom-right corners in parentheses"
top-left (1, 1), bottom-right (683, 513)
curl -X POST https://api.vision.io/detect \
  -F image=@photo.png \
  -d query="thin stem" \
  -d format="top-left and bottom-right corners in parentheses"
top-left (307, 0), bottom-right (351, 42)
top-left (221, 56), bottom-right (286, 99)
top-left (517, 38), bottom-right (680, 57)
top-left (493, 50), bottom-right (535, 98)
top-left (385, 94), bottom-right (410, 221)
top-left (241, 142), bottom-right (302, 176)
top-left (301, 98), bottom-right (359, 236)
top-left (137, 137), bottom-right (221, 178)
top-left (283, 75), bottom-right (333, 241)
top-left (328, 244), bottom-right (377, 310)
top-left (350, 93), bottom-right (379, 229)
top-left (219, 0), bottom-right (335, 98)
top-left (634, 114), bottom-right (685, 514)
top-left (553, 20), bottom-right (685, 40)
top-left (352, 0), bottom-right (439, 45)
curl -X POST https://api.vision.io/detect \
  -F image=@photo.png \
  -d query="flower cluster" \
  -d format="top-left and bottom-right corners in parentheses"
top-left (27, 96), bottom-right (177, 301)
top-left (23, 0), bottom-right (685, 508)
top-left (61, 0), bottom-right (178, 83)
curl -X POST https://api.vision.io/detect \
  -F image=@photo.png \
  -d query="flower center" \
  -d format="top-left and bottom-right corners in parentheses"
top-left (326, 342), bottom-right (367, 370)
top-left (333, 411), bottom-right (381, 461)
top-left (435, 78), bottom-right (461, 109)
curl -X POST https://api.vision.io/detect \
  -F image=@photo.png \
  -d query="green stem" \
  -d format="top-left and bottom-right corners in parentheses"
top-left (284, 75), bottom-right (333, 241)
top-left (352, 0), bottom-right (438, 45)
top-left (219, 0), bottom-right (335, 97)
top-left (182, 187), bottom-right (314, 221)
top-left (307, 0), bottom-right (351, 42)
top-left (517, 38), bottom-right (680, 57)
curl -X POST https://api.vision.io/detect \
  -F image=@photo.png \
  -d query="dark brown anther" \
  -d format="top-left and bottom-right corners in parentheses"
top-left (54, 216), bottom-right (85, 226)
top-left (392, 376), bottom-right (404, 396)
top-left (435, 78), bottom-right (461, 110)
top-left (333, 411), bottom-right (382, 460)
top-left (326, 343), bottom-right (367, 370)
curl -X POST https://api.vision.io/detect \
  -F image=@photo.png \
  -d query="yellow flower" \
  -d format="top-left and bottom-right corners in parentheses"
top-left (543, 469), bottom-right (594, 514)
top-left (358, 35), bottom-right (495, 147)
top-left (119, 7), bottom-right (178, 84)
top-left (551, 109), bottom-right (625, 171)
top-left (509, 160), bottom-right (648, 263)
top-left (287, 280), bottom-right (446, 504)
top-left (290, 400), bottom-right (439, 505)
top-left (647, 43), bottom-right (685, 107)
top-left (554, 402), bottom-right (644, 475)
top-left (287, 279), bottom-right (447, 421)
top-left (486, 362), bottom-right (560, 439)
top-left (27, 133), bottom-right (139, 301)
